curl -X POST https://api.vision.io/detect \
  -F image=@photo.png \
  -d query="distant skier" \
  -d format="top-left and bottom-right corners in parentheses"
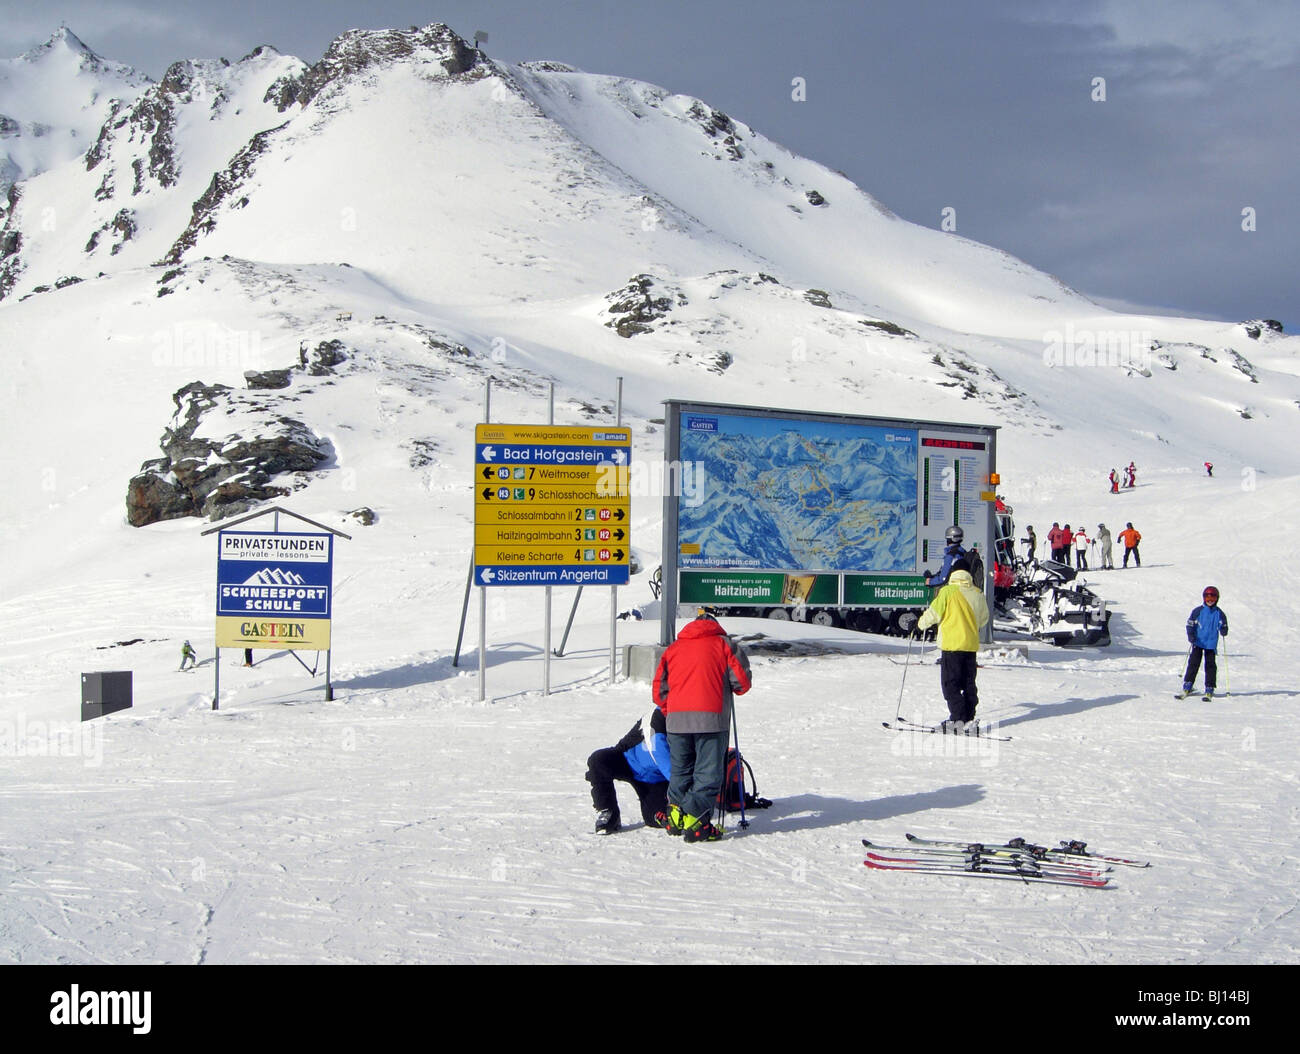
top-left (179, 640), bottom-right (197, 671)
top-left (1125, 462), bottom-right (1137, 488)
top-left (1047, 522), bottom-right (1065, 562)
top-left (1204, 461), bottom-right (1214, 477)
top-left (925, 526), bottom-right (968, 587)
top-left (1021, 525), bottom-right (1037, 565)
top-left (1060, 524), bottom-right (1075, 565)
top-left (1109, 468), bottom-right (1120, 494)
top-left (1072, 525), bottom-right (1090, 570)
top-left (915, 559), bottom-right (990, 730)
top-left (585, 707), bottom-right (671, 835)
top-left (1118, 522), bottom-right (1142, 568)
top-left (1180, 586), bottom-right (1228, 699)
top-left (1096, 523), bottom-right (1114, 569)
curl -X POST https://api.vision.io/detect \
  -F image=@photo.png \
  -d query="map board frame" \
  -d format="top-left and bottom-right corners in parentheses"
top-left (659, 401), bottom-right (998, 645)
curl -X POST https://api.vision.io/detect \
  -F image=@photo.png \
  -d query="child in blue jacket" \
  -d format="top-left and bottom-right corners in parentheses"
top-left (1181, 586), bottom-right (1229, 698)
top-left (585, 707), bottom-right (671, 834)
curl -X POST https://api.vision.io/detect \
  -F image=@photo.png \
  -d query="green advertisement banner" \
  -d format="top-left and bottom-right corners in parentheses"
top-left (679, 571), bottom-right (839, 606)
top-left (842, 575), bottom-right (929, 607)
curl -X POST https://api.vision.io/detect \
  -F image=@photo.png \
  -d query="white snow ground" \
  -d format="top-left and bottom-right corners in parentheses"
top-left (0, 26), bottom-right (1298, 966)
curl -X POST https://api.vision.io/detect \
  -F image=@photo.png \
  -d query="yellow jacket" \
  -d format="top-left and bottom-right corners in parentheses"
top-left (916, 570), bottom-right (989, 652)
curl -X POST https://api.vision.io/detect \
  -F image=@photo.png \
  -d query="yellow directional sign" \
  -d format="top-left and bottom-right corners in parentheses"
top-left (474, 424), bottom-right (632, 586)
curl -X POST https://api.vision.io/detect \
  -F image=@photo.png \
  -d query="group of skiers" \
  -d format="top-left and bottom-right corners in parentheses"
top-left (1028, 521), bottom-right (1143, 570)
top-left (1108, 461), bottom-right (1137, 493)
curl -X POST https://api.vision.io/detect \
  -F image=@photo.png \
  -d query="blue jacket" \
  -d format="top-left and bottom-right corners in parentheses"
top-left (927, 543), bottom-right (967, 587)
top-left (1186, 604), bottom-right (1228, 650)
top-left (619, 709), bottom-right (672, 784)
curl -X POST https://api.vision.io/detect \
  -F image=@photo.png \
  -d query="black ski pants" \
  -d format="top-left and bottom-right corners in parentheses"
top-left (940, 650), bottom-right (980, 722)
top-left (585, 747), bottom-right (667, 825)
top-left (1183, 647), bottom-right (1218, 692)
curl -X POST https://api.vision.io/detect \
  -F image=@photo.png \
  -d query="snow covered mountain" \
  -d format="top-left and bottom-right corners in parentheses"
top-left (1, 23), bottom-right (1298, 966)
top-left (0, 28), bottom-right (150, 197)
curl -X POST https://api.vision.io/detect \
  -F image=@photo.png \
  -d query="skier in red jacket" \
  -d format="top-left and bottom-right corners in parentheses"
top-left (652, 613), bottom-right (752, 842)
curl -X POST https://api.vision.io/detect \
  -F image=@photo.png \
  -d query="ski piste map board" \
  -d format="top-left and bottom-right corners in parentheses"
top-left (215, 531), bottom-right (333, 650)
top-left (474, 423), bottom-right (632, 587)
top-left (662, 402), bottom-right (995, 611)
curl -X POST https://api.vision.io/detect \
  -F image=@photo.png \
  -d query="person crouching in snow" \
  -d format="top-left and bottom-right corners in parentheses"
top-left (914, 559), bottom-right (990, 730)
top-left (585, 707), bottom-right (671, 835)
top-left (1182, 586), bottom-right (1229, 699)
top-left (179, 640), bottom-right (197, 671)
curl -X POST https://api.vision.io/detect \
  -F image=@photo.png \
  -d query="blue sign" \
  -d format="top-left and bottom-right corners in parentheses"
top-left (216, 531), bottom-right (334, 617)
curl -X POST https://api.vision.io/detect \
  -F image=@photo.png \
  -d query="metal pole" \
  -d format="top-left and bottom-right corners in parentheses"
top-left (555, 586), bottom-right (583, 656)
top-left (452, 554), bottom-right (474, 667)
top-left (611, 377), bottom-right (622, 683)
top-left (325, 649), bottom-right (333, 701)
top-left (544, 382), bottom-right (554, 695)
top-left (213, 647), bottom-right (220, 710)
top-left (478, 379), bottom-right (491, 702)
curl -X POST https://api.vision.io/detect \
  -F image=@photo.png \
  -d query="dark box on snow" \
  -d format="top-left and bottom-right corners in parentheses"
top-left (81, 671), bottom-right (133, 721)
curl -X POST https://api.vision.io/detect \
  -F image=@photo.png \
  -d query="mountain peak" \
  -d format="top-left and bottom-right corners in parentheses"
top-left (20, 26), bottom-right (98, 65)
top-left (267, 22), bottom-right (485, 111)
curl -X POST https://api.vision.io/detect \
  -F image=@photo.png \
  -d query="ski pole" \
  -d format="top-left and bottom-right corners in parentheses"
top-left (895, 629), bottom-right (916, 721)
top-left (1221, 640), bottom-right (1229, 697)
top-left (731, 702), bottom-right (748, 830)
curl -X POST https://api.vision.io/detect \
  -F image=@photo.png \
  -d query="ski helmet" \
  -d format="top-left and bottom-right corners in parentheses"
top-left (1203, 586), bottom-right (1220, 601)
top-left (945, 526), bottom-right (964, 544)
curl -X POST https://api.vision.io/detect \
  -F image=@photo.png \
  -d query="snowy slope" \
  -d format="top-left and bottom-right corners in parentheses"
top-left (0, 24), bottom-right (1298, 965)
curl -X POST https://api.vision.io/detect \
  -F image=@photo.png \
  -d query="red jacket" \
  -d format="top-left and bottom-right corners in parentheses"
top-left (653, 618), bottom-right (752, 734)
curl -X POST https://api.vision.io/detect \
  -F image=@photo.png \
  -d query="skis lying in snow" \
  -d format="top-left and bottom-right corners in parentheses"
top-left (861, 843), bottom-right (1111, 888)
top-left (881, 719), bottom-right (1011, 741)
top-left (905, 832), bottom-right (1151, 869)
top-left (863, 840), bottom-right (1108, 877)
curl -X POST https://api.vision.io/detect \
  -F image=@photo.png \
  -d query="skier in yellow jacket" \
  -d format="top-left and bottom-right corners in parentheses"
top-left (916, 559), bottom-right (990, 729)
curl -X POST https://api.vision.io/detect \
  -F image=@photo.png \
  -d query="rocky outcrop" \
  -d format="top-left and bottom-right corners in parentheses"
top-left (1242, 319), bottom-right (1284, 339)
top-left (162, 122), bottom-right (287, 264)
top-left (687, 101), bottom-right (744, 161)
top-left (126, 380), bottom-right (332, 527)
top-left (266, 24), bottom-right (486, 112)
top-left (604, 274), bottom-right (685, 337)
top-left (0, 182), bottom-right (23, 299)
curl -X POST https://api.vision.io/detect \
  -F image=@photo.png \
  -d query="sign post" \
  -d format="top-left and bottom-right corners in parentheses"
top-left (472, 423), bottom-right (631, 698)
top-left (202, 507), bottom-right (350, 709)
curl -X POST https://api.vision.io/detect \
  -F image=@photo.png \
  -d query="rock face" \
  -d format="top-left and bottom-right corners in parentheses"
top-left (265, 24), bottom-right (485, 112)
top-left (126, 380), bottom-right (332, 527)
top-left (604, 274), bottom-right (683, 337)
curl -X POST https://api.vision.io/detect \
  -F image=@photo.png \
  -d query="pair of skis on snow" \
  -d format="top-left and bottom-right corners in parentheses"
top-left (862, 833), bottom-right (1151, 888)
top-left (881, 717), bottom-right (1012, 741)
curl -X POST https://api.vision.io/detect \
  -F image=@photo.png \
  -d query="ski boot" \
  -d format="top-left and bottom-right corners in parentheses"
top-left (681, 813), bottom-right (723, 843)
top-left (656, 805), bottom-right (684, 836)
top-left (594, 807), bottom-right (621, 836)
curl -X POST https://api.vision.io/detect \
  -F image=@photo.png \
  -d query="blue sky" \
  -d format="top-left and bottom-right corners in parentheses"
top-left (3, 0), bottom-right (1296, 326)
